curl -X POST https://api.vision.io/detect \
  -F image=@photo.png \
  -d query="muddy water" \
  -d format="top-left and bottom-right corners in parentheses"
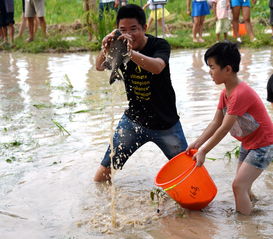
top-left (0, 48), bottom-right (272, 239)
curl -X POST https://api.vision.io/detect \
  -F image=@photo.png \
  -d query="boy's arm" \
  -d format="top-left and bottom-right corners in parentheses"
top-left (194, 113), bottom-right (237, 166)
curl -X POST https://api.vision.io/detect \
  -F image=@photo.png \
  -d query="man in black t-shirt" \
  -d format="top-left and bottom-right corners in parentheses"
top-left (94, 4), bottom-right (188, 182)
top-left (267, 74), bottom-right (273, 107)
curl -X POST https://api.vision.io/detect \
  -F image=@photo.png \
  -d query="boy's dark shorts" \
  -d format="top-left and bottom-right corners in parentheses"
top-left (0, 0), bottom-right (14, 27)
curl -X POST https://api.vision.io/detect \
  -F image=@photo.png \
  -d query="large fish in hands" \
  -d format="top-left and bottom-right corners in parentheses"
top-left (103, 30), bottom-right (130, 85)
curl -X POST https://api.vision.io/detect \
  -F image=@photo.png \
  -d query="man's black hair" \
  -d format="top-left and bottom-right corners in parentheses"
top-left (204, 42), bottom-right (241, 73)
top-left (116, 4), bottom-right (146, 27)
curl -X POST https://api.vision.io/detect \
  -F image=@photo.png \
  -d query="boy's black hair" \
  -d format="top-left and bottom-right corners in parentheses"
top-left (116, 4), bottom-right (146, 27)
top-left (204, 42), bottom-right (241, 73)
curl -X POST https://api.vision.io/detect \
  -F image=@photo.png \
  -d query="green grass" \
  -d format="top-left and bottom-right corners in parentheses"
top-left (14, 0), bottom-right (84, 24)
top-left (6, 0), bottom-right (273, 53)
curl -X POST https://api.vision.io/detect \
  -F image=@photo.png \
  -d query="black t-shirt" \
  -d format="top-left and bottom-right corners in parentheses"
top-left (121, 34), bottom-right (179, 130)
top-left (267, 74), bottom-right (273, 103)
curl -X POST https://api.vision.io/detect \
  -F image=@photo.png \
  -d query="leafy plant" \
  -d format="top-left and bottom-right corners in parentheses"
top-left (224, 146), bottom-right (240, 160)
top-left (2, 141), bottom-right (22, 148)
top-left (33, 104), bottom-right (52, 109)
top-left (83, 8), bottom-right (117, 42)
top-left (51, 119), bottom-right (71, 136)
top-left (5, 156), bottom-right (16, 163)
top-left (150, 187), bottom-right (167, 213)
top-left (206, 146), bottom-right (240, 161)
top-left (64, 74), bottom-right (74, 91)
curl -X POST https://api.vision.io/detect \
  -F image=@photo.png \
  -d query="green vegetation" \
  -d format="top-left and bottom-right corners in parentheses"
top-left (207, 145), bottom-right (240, 161)
top-left (2, 0), bottom-right (272, 53)
top-left (51, 119), bottom-right (71, 136)
top-left (150, 187), bottom-right (167, 212)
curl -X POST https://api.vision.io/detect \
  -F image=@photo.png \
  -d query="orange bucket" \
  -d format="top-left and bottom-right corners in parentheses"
top-left (233, 23), bottom-right (247, 37)
top-left (238, 23), bottom-right (247, 36)
top-left (155, 149), bottom-right (217, 210)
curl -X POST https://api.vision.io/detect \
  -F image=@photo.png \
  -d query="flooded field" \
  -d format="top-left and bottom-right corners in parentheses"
top-left (0, 48), bottom-right (272, 239)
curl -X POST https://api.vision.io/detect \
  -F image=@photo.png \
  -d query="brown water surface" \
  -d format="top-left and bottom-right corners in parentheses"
top-left (0, 48), bottom-right (272, 239)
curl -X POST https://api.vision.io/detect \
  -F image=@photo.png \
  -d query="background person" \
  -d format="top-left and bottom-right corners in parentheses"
top-left (186, 42), bottom-right (273, 215)
top-left (25, 0), bottom-right (47, 42)
top-left (187, 0), bottom-right (210, 42)
top-left (212, 0), bottom-right (231, 42)
top-left (0, 0), bottom-right (15, 45)
top-left (94, 4), bottom-right (188, 182)
top-left (230, 0), bottom-right (256, 42)
top-left (16, 0), bottom-right (38, 39)
top-left (83, 0), bottom-right (96, 41)
top-left (143, 0), bottom-right (171, 35)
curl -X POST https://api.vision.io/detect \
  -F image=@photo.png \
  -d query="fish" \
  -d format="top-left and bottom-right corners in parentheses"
top-left (103, 30), bottom-right (130, 85)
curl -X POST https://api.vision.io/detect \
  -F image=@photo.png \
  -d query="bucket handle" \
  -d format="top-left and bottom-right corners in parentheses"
top-left (163, 164), bottom-right (197, 192)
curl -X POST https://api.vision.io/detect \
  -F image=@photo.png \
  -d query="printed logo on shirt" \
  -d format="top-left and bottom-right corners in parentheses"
top-left (135, 65), bottom-right (142, 74)
top-left (130, 65), bottom-right (151, 101)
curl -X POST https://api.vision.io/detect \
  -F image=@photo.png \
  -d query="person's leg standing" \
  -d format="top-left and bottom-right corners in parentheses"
top-left (0, 0), bottom-right (8, 43)
top-left (16, 0), bottom-right (27, 38)
top-left (192, 16), bottom-right (199, 42)
top-left (33, 0), bottom-right (47, 38)
top-left (25, 0), bottom-right (36, 41)
top-left (232, 145), bottom-right (273, 215)
top-left (198, 15), bottom-right (205, 42)
top-left (231, 0), bottom-right (241, 41)
top-left (241, 5), bottom-right (255, 40)
top-left (146, 15), bottom-right (153, 31)
top-left (94, 114), bottom-right (149, 182)
top-left (7, 13), bottom-right (15, 43)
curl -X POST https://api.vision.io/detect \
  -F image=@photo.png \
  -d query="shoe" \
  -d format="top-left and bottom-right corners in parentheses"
top-left (251, 37), bottom-right (257, 42)
top-left (236, 37), bottom-right (242, 43)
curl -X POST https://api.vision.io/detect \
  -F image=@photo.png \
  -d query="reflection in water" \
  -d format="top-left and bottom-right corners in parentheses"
top-left (0, 49), bottom-right (272, 238)
top-left (0, 54), bottom-right (24, 117)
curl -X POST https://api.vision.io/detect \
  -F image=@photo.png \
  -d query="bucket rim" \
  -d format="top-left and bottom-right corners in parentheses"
top-left (155, 161), bottom-right (196, 188)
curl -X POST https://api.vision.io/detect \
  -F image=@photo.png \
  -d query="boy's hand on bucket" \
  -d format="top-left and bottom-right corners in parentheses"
top-left (193, 149), bottom-right (206, 167)
top-left (185, 143), bottom-right (199, 156)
